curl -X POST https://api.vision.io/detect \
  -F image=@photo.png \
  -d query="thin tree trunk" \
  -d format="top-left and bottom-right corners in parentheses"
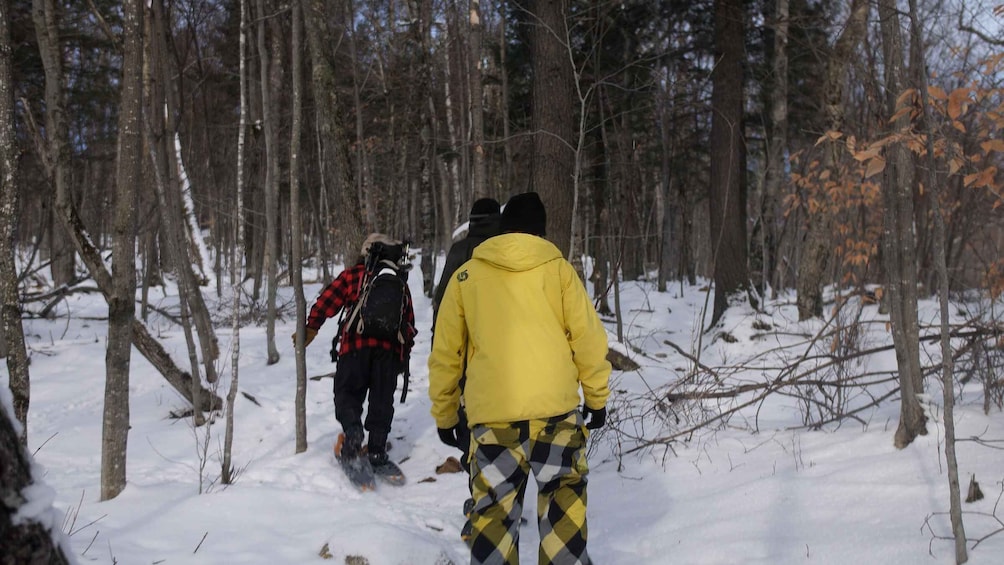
top-left (223, 0), bottom-right (249, 485)
top-left (291, 0), bottom-right (308, 454)
top-left (256, 0), bottom-right (281, 365)
top-left (101, 0), bottom-right (143, 502)
top-left (469, 0), bottom-right (487, 199)
top-left (30, 0), bottom-right (74, 287)
top-left (909, 2), bottom-right (966, 559)
top-left (411, 0), bottom-right (437, 298)
top-left (877, 0), bottom-right (926, 449)
top-left (0, 0), bottom-right (30, 446)
top-left (760, 0), bottom-right (788, 298)
top-left (499, 2), bottom-right (513, 194)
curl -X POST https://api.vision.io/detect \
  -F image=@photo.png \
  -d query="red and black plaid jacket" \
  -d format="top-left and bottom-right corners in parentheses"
top-left (306, 262), bottom-right (417, 359)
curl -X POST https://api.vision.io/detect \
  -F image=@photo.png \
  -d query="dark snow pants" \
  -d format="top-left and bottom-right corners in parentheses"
top-left (332, 348), bottom-right (401, 455)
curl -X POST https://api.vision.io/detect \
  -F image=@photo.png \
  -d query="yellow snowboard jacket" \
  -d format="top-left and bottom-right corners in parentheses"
top-left (428, 233), bottom-right (611, 428)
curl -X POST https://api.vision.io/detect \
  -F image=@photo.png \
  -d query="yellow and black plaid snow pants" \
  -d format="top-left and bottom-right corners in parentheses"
top-left (468, 410), bottom-right (591, 565)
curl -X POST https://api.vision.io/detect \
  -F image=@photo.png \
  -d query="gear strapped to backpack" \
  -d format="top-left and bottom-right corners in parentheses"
top-left (345, 241), bottom-right (410, 344)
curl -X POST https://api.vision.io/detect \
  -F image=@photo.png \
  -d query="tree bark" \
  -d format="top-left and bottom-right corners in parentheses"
top-left (256, 0), bottom-right (280, 365)
top-left (1, 402), bottom-right (71, 565)
top-left (708, 0), bottom-right (751, 327)
top-left (30, 0), bottom-right (74, 287)
top-left (759, 0), bottom-right (788, 298)
top-left (525, 0), bottom-right (575, 257)
top-left (909, 1), bottom-right (967, 559)
top-left (224, 0), bottom-right (250, 485)
top-left (468, 0), bottom-right (487, 199)
top-left (291, 0), bottom-right (308, 454)
top-left (101, 0), bottom-right (143, 502)
top-left (1, 0), bottom-right (30, 446)
top-left (877, 0), bottom-right (926, 449)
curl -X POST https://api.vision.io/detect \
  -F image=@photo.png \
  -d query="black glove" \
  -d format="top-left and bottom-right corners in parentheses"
top-left (583, 406), bottom-right (607, 430)
top-left (438, 426), bottom-right (460, 448)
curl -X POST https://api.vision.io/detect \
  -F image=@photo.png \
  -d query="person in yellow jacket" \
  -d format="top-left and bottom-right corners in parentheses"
top-left (429, 191), bottom-right (611, 565)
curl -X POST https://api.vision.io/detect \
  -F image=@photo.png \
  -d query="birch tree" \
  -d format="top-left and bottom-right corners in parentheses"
top-left (223, 0), bottom-right (249, 485)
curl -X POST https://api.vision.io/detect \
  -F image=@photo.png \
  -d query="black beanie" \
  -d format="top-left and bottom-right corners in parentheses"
top-left (469, 198), bottom-right (500, 218)
top-left (500, 192), bottom-right (546, 236)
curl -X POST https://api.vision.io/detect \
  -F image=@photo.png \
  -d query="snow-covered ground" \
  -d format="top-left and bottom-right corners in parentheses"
top-left (5, 252), bottom-right (1003, 564)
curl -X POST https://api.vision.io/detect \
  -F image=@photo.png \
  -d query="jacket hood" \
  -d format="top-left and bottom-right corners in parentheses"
top-left (468, 214), bottom-right (500, 239)
top-left (472, 232), bottom-right (562, 272)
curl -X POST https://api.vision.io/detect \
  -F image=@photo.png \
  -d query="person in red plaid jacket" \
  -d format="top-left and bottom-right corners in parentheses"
top-left (297, 233), bottom-right (417, 468)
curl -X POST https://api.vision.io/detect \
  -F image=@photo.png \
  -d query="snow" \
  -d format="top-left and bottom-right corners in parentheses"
top-left (4, 252), bottom-right (1004, 565)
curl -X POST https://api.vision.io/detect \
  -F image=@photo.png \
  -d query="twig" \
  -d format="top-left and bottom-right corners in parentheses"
top-left (193, 531), bottom-right (208, 554)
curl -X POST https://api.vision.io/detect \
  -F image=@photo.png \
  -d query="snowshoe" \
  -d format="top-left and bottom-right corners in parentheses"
top-left (334, 433), bottom-right (376, 492)
top-left (368, 452), bottom-right (406, 486)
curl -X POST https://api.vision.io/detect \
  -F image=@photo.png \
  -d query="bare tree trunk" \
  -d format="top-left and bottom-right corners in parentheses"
top-left (796, 0), bottom-right (868, 320)
top-left (290, 0), bottom-right (308, 454)
top-left (877, 0), bottom-right (926, 449)
top-left (469, 0), bottom-right (487, 199)
top-left (499, 3), bottom-right (513, 194)
top-left (101, 0), bottom-right (143, 502)
top-left (256, 0), bottom-right (281, 365)
top-left (223, 0), bottom-right (249, 485)
top-left (909, 2), bottom-right (966, 559)
top-left (1, 402), bottom-right (71, 564)
top-left (440, 13), bottom-right (463, 233)
top-left (410, 0), bottom-right (437, 298)
top-left (759, 0), bottom-right (788, 298)
top-left (525, 0), bottom-right (575, 256)
top-left (30, 0), bottom-right (74, 287)
top-left (708, 0), bottom-right (752, 327)
top-left (0, 0), bottom-right (29, 446)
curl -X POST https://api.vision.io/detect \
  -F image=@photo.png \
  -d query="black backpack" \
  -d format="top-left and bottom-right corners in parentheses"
top-left (345, 241), bottom-right (409, 344)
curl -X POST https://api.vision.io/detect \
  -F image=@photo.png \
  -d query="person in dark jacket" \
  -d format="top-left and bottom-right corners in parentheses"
top-left (294, 233), bottom-right (417, 470)
top-left (432, 198), bottom-right (501, 329)
top-left (431, 199), bottom-right (501, 459)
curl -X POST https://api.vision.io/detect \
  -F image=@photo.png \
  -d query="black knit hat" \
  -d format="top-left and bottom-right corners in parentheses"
top-left (469, 198), bottom-right (500, 219)
top-left (500, 192), bottom-right (546, 236)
